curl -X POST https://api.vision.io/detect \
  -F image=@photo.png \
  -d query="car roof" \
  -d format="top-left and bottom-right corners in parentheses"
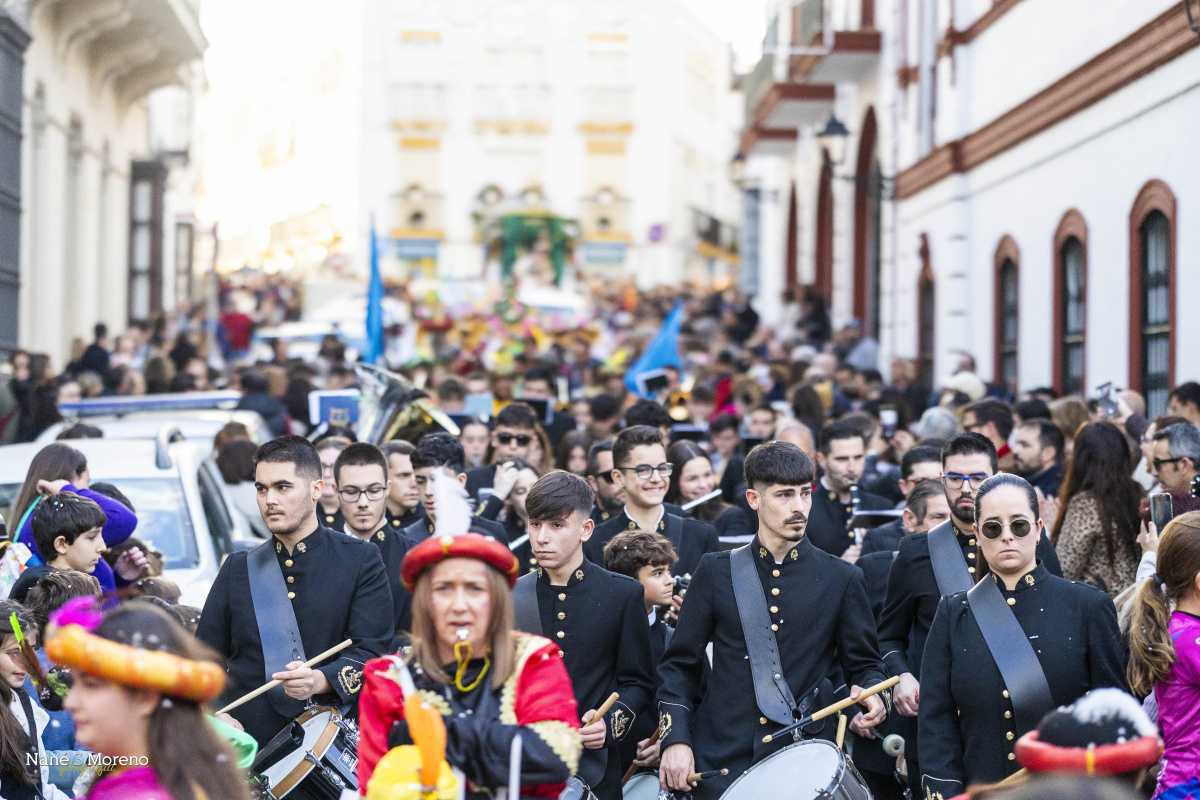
top-left (41, 410), bottom-right (269, 446)
top-left (0, 439), bottom-right (185, 483)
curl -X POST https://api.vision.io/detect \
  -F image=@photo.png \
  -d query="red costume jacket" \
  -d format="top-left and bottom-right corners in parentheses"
top-left (358, 633), bottom-right (581, 798)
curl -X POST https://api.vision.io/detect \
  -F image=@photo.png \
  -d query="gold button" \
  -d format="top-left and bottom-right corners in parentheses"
top-left (1007, 598), bottom-right (1016, 606)
top-left (1002, 690), bottom-right (1010, 699)
top-left (968, 538), bottom-right (976, 546)
top-left (557, 612), bottom-right (566, 620)
top-left (556, 631), bottom-right (565, 639)
top-left (1006, 731), bottom-right (1015, 741)
top-left (284, 559), bottom-right (294, 568)
top-left (287, 592), bottom-right (296, 600)
top-left (967, 552), bottom-right (976, 559)
top-left (558, 593), bottom-right (567, 601)
top-left (772, 569), bottom-right (780, 578)
top-left (770, 606), bottom-right (779, 614)
top-left (759, 716), bottom-right (768, 725)
top-left (968, 567), bottom-right (976, 574)
top-left (771, 588), bottom-right (780, 596)
top-left (287, 576), bottom-right (295, 584)
top-left (1004, 711), bottom-right (1012, 719)
top-left (771, 624), bottom-right (779, 631)
top-left (1008, 753), bottom-right (1016, 762)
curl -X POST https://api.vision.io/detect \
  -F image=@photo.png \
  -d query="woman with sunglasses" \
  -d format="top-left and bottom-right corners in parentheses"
top-left (918, 473), bottom-right (1128, 800)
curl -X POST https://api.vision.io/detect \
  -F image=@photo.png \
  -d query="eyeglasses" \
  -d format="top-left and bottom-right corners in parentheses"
top-left (338, 484), bottom-right (388, 502)
top-left (943, 472), bottom-right (990, 489)
top-left (618, 463), bottom-right (674, 480)
top-left (1153, 457), bottom-right (1184, 471)
top-left (980, 518), bottom-right (1034, 539)
top-left (591, 472), bottom-right (616, 484)
top-left (497, 433), bottom-right (533, 446)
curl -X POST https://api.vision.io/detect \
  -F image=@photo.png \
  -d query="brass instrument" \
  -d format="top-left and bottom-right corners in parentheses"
top-left (355, 364), bottom-right (460, 445)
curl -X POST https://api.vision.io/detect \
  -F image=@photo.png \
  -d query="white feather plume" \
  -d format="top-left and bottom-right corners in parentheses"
top-left (431, 469), bottom-right (473, 538)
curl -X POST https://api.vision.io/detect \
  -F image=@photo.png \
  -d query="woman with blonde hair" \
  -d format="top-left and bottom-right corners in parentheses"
top-left (1126, 511), bottom-right (1200, 799)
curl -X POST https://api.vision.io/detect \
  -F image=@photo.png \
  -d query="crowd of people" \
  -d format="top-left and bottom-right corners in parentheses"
top-left (0, 281), bottom-right (1198, 799)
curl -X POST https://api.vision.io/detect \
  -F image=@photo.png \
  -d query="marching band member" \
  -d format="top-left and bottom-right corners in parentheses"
top-left (918, 474), bottom-right (1126, 799)
top-left (356, 531), bottom-right (582, 798)
top-left (657, 441), bottom-right (887, 799)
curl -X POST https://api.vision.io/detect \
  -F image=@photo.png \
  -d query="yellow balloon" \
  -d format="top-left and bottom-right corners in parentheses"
top-left (367, 746), bottom-right (459, 800)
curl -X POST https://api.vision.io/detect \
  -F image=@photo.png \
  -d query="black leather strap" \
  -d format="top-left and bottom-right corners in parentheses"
top-left (928, 521), bottom-right (973, 597)
top-left (17, 690), bottom-right (44, 800)
top-left (966, 576), bottom-right (1055, 736)
top-left (730, 545), bottom-right (796, 725)
top-left (512, 573), bottom-right (542, 636)
top-left (248, 539), bottom-right (307, 718)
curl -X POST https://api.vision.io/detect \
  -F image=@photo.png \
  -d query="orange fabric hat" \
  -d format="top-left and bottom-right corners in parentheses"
top-left (1015, 730), bottom-right (1162, 776)
top-left (401, 533), bottom-right (520, 591)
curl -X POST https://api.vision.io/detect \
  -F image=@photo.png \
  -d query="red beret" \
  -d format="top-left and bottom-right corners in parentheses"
top-left (401, 533), bottom-right (520, 591)
top-left (1015, 730), bottom-right (1162, 776)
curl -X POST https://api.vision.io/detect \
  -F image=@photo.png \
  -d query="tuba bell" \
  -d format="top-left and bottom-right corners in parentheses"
top-left (354, 363), bottom-right (461, 445)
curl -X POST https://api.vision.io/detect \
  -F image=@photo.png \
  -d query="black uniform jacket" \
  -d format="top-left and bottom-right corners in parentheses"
top-left (514, 559), bottom-right (655, 800)
top-left (918, 565), bottom-right (1128, 797)
top-left (856, 550), bottom-right (896, 620)
top-left (353, 524), bottom-right (417, 644)
top-left (657, 536), bottom-right (886, 799)
top-left (317, 504), bottom-right (345, 531)
top-left (711, 504), bottom-right (755, 547)
top-left (861, 519), bottom-right (905, 555)
top-left (197, 526), bottom-right (394, 745)
top-left (402, 513), bottom-right (507, 542)
top-left (876, 520), bottom-right (1063, 680)
top-left (586, 509), bottom-right (718, 576)
top-left (806, 486), bottom-right (893, 557)
top-left (464, 463), bottom-right (499, 501)
top-left (384, 504), bottom-right (423, 532)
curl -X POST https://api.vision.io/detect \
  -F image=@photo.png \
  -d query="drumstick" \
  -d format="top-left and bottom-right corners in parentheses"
top-left (582, 691), bottom-right (620, 724)
top-left (997, 768), bottom-right (1028, 787)
top-left (835, 713), bottom-right (849, 750)
top-left (687, 769), bottom-right (728, 782)
top-left (620, 724), bottom-right (663, 784)
top-left (763, 676), bottom-right (899, 743)
top-left (217, 639), bottom-right (353, 714)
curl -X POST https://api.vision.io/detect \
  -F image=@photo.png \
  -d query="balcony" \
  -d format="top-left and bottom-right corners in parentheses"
top-left (743, 51), bottom-right (835, 132)
top-left (788, 0), bottom-right (881, 84)
top-left (737, 124), bottom-right (797, 158)
top-left (37, 0), bottom-right (207, 107)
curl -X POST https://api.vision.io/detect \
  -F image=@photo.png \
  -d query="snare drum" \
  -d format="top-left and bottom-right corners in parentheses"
top-left (718, 740), bottom-right (869, 800)
top-left (623, 772), bottom-right (664, 800)
top-left (560, 776), bottom-right (599, 800)
top-left (253, 705), bottom-right (359, 799)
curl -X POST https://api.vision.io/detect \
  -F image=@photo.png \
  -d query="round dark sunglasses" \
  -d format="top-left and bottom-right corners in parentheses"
top-left (979, 518), bottom-right (1034, 539)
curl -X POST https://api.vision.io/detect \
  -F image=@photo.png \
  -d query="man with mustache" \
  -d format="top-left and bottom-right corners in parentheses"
top-left (876, 433), bottom-right (1061, 787)
top-left (657, 441), bottom-right (887, 799)
top-left (806, 420), bottom-right (893, 563)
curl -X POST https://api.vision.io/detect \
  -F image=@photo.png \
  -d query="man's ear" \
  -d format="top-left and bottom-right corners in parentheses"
top-left (580, 516), bottom-right (595, 543)
top-left (611, 469), bottom-right (626, 492)
top-left (311, 480), bottom-right (324, 503)
top-left (745, 488), bottom-right (760, 512)
top-left (815, 451), bottom-right (827, 471)
top-left (901, 507), bottom-right (918, 532)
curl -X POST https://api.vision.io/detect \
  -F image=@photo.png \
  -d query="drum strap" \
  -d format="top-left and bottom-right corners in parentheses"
top-left (730, 545), bottom-right (796, 726)
top-left (966, 576), bottom-right (1055, 736)
top-left (928, 521), bottom-right (973, 598)
top-left (512, 572), bottom-right (542, 636)
top-left (248, 538), bottom-right (307, 718)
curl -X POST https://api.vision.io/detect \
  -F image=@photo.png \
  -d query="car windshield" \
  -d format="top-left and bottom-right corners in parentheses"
top-left (0, 479), bottom-right (198, 570)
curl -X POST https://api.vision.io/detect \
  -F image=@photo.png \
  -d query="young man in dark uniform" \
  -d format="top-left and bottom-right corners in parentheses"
top-left (402, 432), bottom-right (507, 541)
top-left (335, 442), bottom-right (416, 641)
top-left (806, 420), bottom-right (892, 563)
top-left (657, 441), bottom-right (887, 799)
top-left (381, 440), bottom-right (423, 531)
top-left (315, 436), bottom-right (351, 530)
top-left (514, 471), bottom-right (655, 800)
top-left (586, 425), bottom-right (718, 576)
top-left (198, 436), bottom-right (393, 746)
top-left (876, 433), bottom-right (1062, 784)
top-left (861, 444), bottom-right (944, 555)
top-left (586, 439), bottom-right (625, 526)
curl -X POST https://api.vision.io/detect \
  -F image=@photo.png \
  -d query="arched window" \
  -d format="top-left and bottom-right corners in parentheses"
top-left (1128, 180), bottom-right (1176, 417)
top-left (1052, 210), bottom-right (1088, 396)
top-left (916, 234), bottom-right (935, 389)
top-left (993, 236), bottom-right (1020, 395)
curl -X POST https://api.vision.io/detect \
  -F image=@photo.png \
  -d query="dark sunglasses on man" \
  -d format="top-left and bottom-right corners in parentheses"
top-left (497, 432), bottom-right (533, 446)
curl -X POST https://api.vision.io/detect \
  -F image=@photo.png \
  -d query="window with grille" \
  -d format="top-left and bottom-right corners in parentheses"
top-left (1058, 237), bottom-right (1086, 395)
top-left (1140, 212), bottom-right (1171, 417)
top-left (997, 260), bottom-right (1019, 394)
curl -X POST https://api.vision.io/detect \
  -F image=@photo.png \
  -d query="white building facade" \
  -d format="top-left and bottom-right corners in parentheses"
top-left (6, 0), bottom-right (205, 367)
top-left (738, 0), bottom-right (1199, 416)
top-left (357, 0), bottom-right (743, 292)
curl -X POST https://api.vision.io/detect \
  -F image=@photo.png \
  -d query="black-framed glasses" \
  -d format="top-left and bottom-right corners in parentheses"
top-left (943, 472), bottom-right (990, 489)
top-left (338, 484), bottom-right (388, 502)
top-left (618, 463), bottom-right (674, 480)
top-left (980, 518), bottom-right (1034, 539)
top-left (1153, 457), bottom-right (1184, 471)
top-left (497, 433), bottom-right (533, 446)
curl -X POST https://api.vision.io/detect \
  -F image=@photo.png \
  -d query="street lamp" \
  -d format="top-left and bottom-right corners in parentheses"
top-left (816, 113), bottom-right (850, 166)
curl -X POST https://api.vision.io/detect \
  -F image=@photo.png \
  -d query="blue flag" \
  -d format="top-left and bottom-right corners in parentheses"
top-left (626, 301), bottom-right (684, 396)
top-left (364, 217), bottom-right (385, 364)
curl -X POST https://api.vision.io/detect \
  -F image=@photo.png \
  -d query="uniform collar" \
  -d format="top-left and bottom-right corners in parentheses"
top-left (342, 522), bottom-right (389, 543)
top-left (536, 556), bottom-right (592, 588)
top-left (753, 534), bottom-right (809, 565)
top-left (992, 563), bottom-right (1047, 594)
top-left (623, 505), bottom-right (666, 533)
top-left (274, 527), bottom-right (327, 557)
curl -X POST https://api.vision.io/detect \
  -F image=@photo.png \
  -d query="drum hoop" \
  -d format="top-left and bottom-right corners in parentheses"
top-left (718, 739), bottom-right (846, 799)
top-left (269, 705), bottom-right (343, 798)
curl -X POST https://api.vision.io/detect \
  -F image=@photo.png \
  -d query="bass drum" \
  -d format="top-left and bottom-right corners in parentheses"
top-left (719, 740), bottom-right (870, 800)
top-left (253, 706), bottom-right (359, 799)
top-left (623, 772), bottom-right (667, 800)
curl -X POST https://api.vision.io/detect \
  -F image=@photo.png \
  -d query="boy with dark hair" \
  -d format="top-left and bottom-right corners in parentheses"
top-left (586, 426), bottom-right (718, 576)
top-left (514, 471), bottom-right (654, 800)
top-left (381, 441), bottom-right (422, 531)
top-left (197, 435), bottom-right (393, 745)
top-left (11, 494), bottom-right (108, 602)
top-left (960, 398), bottom-right (1016, 470)
top-left (335, 442), bottom-right (414, 640)
top-left (657, 441), bottom-right (886, 798)
top-left (861, 443), bottom-right (944, 555)
top-left (624, 400), bottom-right (673, 442)
top-left (404, 433), bottom-right (506, 541)
top-left (314, 435), bottom-right (351, 530)
top-left (587, 393), bottom-right (622, 440)
top-left (806, 420), bottom-right (892, 562)
top-left (464, 402), bottom-right (540, 500)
